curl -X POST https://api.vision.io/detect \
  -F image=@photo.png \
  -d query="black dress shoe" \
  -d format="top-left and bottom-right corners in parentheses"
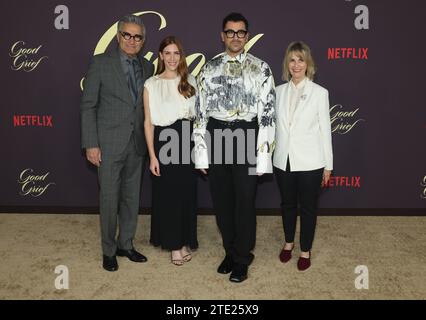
top-left (102, 255), bottom-right (118, 272)
top-left (217, 255), bottom-right (234, 274)
top-left (116, 248), bottom-right (147, 263)
top-left (229, 263), bottom-right (248, 283)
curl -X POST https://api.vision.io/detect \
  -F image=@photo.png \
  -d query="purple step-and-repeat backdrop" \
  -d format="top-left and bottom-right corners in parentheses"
top-left (1, 0), bottom-right (425, 213)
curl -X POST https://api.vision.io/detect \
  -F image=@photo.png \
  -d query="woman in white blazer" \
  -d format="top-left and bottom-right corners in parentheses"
top-left (273, 41), bottom-right (333, 271)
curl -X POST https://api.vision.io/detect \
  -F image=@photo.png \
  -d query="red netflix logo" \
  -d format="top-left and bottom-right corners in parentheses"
top-left (323, 176), bottom-right (361, 188)
top-left (13, 115), bottom-right (53, 127)
top-left (328, 48), bottom-right (368, 60)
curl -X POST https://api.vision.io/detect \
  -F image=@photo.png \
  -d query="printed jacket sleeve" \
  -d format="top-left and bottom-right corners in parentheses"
top-left (193, 67), bottom-right (209, 169)
top-left (256, 63), bottom-right (276, 174)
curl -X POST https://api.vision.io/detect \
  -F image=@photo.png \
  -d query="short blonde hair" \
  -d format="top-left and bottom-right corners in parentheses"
top-left (282, 41), bottom-right (316, 82)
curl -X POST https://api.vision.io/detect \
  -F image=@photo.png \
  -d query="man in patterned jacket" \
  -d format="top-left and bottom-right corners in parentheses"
top-left (194, 12), bottom-right (276, 283)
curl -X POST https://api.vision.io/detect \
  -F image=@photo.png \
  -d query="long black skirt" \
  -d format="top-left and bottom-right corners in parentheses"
top-left (150, 119), bottom-right (198, 251)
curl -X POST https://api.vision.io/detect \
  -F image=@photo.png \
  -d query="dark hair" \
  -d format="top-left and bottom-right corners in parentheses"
top-left (222, 12), bottom-right (249, 31)
top-left (156, 36), bottom-right (195, 99)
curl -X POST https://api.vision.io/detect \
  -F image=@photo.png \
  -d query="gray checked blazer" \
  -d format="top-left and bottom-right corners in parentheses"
top-left (80, 47), bottom-right (154, 156)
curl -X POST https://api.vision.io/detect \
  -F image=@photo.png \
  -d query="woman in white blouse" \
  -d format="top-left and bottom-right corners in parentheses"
top-left (143, 36), bottom-right (198, 266)
top-left (273, 41), bottom-right (333, 271)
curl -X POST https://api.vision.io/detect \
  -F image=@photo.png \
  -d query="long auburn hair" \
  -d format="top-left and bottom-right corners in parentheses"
top-left (156, 36), bottom-right (195, 99)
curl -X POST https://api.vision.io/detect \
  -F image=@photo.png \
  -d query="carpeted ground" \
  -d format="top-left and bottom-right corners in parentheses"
top-left (0, 214), bottom-right (424, 299)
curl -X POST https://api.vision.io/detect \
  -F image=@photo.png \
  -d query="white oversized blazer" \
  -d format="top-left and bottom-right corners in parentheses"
top-left (273, 79), bottom-right (333, 172)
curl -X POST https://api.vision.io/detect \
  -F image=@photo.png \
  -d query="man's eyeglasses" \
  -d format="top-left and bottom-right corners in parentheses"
top-left (120, 31), bottom-right (144, 42)
top-left (223, 29), bottom-right (248, 39)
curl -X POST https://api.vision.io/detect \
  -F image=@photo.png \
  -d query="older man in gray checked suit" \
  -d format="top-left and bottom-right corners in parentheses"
top-left (81, 15), bottom-right (154, 272)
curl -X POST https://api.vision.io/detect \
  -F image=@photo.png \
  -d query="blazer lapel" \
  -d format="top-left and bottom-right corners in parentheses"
top-left (138, 56), bottom-right (149, 82)
top-left (283, 83), bottom-right (291, 129)
top-left (137, 56), bottom-right (148, 104)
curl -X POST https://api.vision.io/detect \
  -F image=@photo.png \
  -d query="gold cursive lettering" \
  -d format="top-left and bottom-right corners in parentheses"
top-left (12, 55), bottom-right (48, 72)
top-left (187, 53), bottom-right (206, 77)
top-left (244, 34), bottom-right (264, 53)
top-left (20, 182), bottom-right (55, 197)
top-left (18, 169), bottom-right (55, 197)
top-left (10, 41), bottom-right (47, 72)
top-left (330, 104), bottom-right (365, 134)
top-left (81, 11), bottom-right (265, 88)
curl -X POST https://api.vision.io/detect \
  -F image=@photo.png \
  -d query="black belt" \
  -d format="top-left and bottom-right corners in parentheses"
top-left (209, 117), bottom-right (257, 128)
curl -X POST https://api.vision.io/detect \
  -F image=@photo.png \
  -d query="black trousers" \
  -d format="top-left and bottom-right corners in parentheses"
top-left (150, 120), bottom-right (198, 251)
top-left (274, 158), bottom-right (323, 252)
top-left (207, 118), bottom-right (258, 265)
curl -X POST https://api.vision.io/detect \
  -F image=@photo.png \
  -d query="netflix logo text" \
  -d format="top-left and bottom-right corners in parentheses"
top-left (13, 115), bottom-right (53, 127)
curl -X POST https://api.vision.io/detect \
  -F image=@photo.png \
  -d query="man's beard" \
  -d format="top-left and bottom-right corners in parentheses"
top-left (227, 42), bottom-right (243, 53)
